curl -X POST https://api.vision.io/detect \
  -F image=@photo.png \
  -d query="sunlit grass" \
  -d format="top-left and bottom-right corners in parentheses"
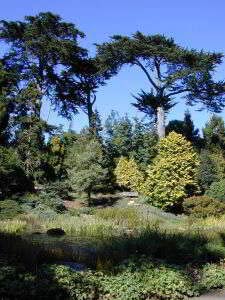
top-left (0, 219), bottom-right (27, 234)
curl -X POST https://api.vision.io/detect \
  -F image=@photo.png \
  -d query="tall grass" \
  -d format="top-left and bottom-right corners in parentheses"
top-left (0, 219), bottom-right (27, 234)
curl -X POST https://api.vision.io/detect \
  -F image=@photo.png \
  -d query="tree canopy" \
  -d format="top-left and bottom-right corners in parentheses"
top-left (96, 32), bottom-right (225, 137)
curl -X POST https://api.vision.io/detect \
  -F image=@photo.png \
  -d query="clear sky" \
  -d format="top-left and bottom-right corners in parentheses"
top-left (1, 0), bottom-right (225, 133)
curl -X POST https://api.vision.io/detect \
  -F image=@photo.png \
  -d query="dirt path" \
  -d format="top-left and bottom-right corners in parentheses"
top-left (192, 289), bottom-right (225, 299)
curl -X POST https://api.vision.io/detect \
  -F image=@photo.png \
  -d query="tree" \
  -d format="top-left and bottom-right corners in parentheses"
top-left (166, 110), bottom-right (201, 146)
top-left (115, 157), bottom-right (144, 192)
top-left (197, 150), bottom-right (217, 192)
top-left (203, 114), bottom-right (225, 151)
top-left (65, 135), bottom-right (108, 204)
top-left (13, 84), bottom-right (56, 182)
top-left (0, 12), bottom-right (87, 118)
top-left (143, 132), bottom-right (199, 210)
top-left (130, 117), bottom-right (158, 167)
top-left (56, 57), bottom-right (111, 133)
top-left (0, 61), bottom-right (19, 145)
top-left (0, 147), bottom-right (32, 198)
top-left (105, 111), bottom-right (133, 158)
top-left (96, 32), bottom-right (225, 138)
top-left (0, 12), bottom-right (88, 182)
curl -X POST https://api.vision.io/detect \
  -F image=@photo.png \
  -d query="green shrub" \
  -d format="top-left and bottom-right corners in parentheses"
top-left (0, 259), bottom-right (201, 300)
top-left (22, 189), bottom-right (65, 213)
top-left (206, 179), bottom-right (225, 202)
top-left (44, 181), bottom-right (71, 200)
top-left (0, 200), bottom-right (23, 219)
top-left (183, 196), bottom-right (225, 218)
top-left (200, 262), bottom-right (225, 291)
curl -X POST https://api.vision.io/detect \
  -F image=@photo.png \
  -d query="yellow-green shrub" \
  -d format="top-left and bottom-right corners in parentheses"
top-left (114, 157), bottom-right (144, 192)
top-left (143, 132), bottom-right (199, 209)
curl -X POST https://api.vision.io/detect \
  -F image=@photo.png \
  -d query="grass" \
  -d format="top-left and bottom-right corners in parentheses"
top-left (0, 219), bottom-right (28, 234)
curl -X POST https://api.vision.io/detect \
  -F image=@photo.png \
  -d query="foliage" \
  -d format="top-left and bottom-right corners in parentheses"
top-left (105, 111), bottom-right (158, 164)
top-left (197, 150), bottom-right (218, 192)
top-left (203, 114), bottom-right (225, 151)
top-left (143, 132), bottom-right (199, 210)
top-left (66, 136), bottom-right (108, 202)
top-left (183, 196), bottom-right (225, 218)
top-left (34, 191), bottom-right (65, 213)
top-left (131, 117), bottom-right (158, 167)
top-left (206, 179), bottom-right (225, 202)
top-left (200, 262), bottom-right (225, 290)
top-left (3, 259), bottom-right (225, 299)
top-left (166, 110), bottom-right (201, 147)
top-left (97, 32), bottom-right (225, 137)
top-left (0, 200), bottom-right (23, 219)
top-left (0, 146), bottom-right (32, 198)
top-left (95, 207), bottom-right (141, 228)
top-left (115, 157), bottom-right (144, 192)
top-left (105, 111), bottom-right (133, 157)
top-left (0, 219), bottom-right (27, 234)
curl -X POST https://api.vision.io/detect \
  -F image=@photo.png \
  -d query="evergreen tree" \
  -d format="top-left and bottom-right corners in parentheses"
top-left (65, 135), bottom-right (108, 204)
top-left (166, 110), bottom-right (201, 147)
top-left (203, 114), bottom-right (225, 151)
top-left (97, 32), bottom-right (225, 138)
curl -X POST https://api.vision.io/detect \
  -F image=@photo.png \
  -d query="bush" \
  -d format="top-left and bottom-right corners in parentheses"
top-left (44, 181), bottom-right (71, 200)
top-left (0, 200), bottom-right (23, 219)
top-left (183, 196), bottom-right (225, 218)
top-left (22, 189), bottom-right (65, 213)
top-left (144, 132), bottom-right (199, 210)
top-left (206, 179), bottom-right (225, 202)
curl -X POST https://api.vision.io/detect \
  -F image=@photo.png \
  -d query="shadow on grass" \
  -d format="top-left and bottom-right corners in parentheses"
top-left (96, 229), bottom-right (225, 268)
top-left (90, 195), bottom-right (121, 207)
top-left (2, 227), bottom-right (225, 270)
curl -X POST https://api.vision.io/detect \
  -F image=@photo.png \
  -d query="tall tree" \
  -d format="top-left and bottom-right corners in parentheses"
top-left (96, 32), bottom-right (225, 138)
top-left (56, 57), bottom-right (111, 132)
top-left (0, 12), bottom-right (87, 118)
top-left (0, 61), bottom-right (19, 145)
top-left (0, 12), bottom-right (88, 181)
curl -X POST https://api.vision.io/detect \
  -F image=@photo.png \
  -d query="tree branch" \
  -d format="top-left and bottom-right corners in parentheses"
top-left (134, 59), bottom-right (159, 90)
top-left (167, 88), bottom-right (191, 97)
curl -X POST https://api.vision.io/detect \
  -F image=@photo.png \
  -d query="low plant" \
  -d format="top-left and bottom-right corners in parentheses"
top-left (5, 258), bottom-right (225, 300)
top-left (0, 199), bottom-right (23, 219)
top-left (183, 195), bottom-right (225, 218)
top-left (0, 219), bottom-right (27, 234)
top-left (95, 207), bottom-right (141, 228)
top-left (206, 179), bottom-right (225, 202)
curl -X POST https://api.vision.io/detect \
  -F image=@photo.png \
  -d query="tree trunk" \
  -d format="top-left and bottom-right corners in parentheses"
top-left (157, 106), bottom-right (165, 139)
top-left (87, 91), bottom-right (94, 131)
top-left (87, 190), bottom-right (91, 206)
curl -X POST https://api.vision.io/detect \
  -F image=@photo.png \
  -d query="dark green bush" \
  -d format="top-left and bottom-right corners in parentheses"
top-left (183, 195), bottom-right (225, 218)
top-left (0, 200), bottom-right (23, 219)
top-left (44, 181), bottom-right (71, 200)
top-left (206, 179), bottom-right (225, 202)
top-left (22, 189), bottom-right (66, 213)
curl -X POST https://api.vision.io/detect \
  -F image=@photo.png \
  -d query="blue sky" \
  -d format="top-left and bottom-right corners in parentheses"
top-left (1, 0), bottom-right (225, 133)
